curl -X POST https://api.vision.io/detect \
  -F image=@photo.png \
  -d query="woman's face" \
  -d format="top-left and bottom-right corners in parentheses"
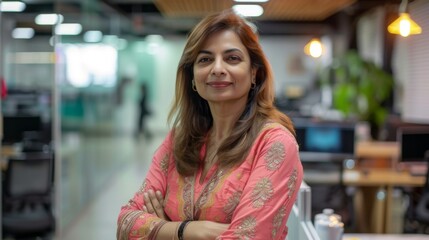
top-left (193, 30), bottom-right (256, 105)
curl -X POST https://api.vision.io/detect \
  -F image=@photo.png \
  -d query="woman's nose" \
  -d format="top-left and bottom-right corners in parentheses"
top-left (211, 58), bottom-right (226, 76)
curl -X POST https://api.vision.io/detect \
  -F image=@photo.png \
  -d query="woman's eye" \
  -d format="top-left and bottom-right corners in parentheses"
top-left (197, 57), bottom-right (211, 63)
top-left (227, 55), bottom-right (241, 62)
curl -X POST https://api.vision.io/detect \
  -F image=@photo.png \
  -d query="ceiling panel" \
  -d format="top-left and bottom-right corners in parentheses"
top-left (155, 0), bottom-right (356, 21)
top-left (4, 0), bottom-right (404, 36)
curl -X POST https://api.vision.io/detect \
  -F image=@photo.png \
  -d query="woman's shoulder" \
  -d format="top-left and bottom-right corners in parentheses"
top-left (259, 121), bottom-right (295, 140)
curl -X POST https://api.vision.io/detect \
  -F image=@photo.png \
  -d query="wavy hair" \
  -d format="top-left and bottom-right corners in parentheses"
top-left (168, 9), bottom-right (295, 176)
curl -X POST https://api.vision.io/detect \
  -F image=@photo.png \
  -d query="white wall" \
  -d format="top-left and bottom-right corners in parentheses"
top-left (392, 0), bottom-right (429, 123)
top-left (150, 36), bottom-right (186, 132)
top-left (260, 36), bottom-right (329, 97)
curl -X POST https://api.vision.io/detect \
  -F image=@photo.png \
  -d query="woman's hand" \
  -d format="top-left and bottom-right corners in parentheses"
top-left (143, 189), bottom-right (168, 220)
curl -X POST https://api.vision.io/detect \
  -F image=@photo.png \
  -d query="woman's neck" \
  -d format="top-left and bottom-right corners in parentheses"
top-left (208, 101), bottom-right (246, 142)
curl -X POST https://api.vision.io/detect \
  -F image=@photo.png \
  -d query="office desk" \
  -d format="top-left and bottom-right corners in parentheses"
top-left (1, 145), bottom-right (22, 170)
top-left (343, 169), bottom-right (425, 234)
top-left (355, 141), bottom-right (399, 159)
top-left (355, 141), bottom-right (399, 168)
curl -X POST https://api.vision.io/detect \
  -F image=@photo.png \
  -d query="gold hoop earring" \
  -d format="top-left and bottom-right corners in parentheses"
top-left (251, 82), bottom-right (256, 89)
top-left (192, 80), bottom-right (197, 92)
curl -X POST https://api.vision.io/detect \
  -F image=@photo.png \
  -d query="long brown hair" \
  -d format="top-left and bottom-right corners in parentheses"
top-left (168, 9), bottom-right (295, 176)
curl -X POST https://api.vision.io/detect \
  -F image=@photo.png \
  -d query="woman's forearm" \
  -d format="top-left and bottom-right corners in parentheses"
top-left (155, 221), bottom-right (229, 240)
top-left (155, 222), bottom-right (180, 240)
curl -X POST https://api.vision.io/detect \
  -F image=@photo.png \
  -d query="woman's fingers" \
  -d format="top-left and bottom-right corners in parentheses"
top-left (143, 189), bottom-right (166, 219)
top-left (148, 190), bottom-right (164, 216)
top-left (156, 190), bottom-right (164, 204)
top-left (143, 192), bottom-right (155, 214)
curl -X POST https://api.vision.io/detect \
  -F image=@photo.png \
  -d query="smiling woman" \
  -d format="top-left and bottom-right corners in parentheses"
top-left (193, 30), bottom-right (256, 107)
top-left (117, 9), bottom-right (303, 240)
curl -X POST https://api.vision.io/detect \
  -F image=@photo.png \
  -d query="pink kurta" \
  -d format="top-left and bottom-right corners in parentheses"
top-left (117, 122), bottom-right (303, 240)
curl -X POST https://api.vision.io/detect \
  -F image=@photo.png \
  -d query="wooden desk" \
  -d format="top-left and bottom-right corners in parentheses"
top-left (355, 141), bottom-right (399, 159)
top-left (355, 141), bottom-right (399, 168)
top-left (1, 145), bottom-right (20, 170)
top-left (343, 169), bottom-right (425, 234)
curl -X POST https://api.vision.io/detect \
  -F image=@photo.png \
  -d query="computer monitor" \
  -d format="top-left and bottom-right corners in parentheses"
top-left (294, 120), bottom-right (355, 155)
top-left (2, 115), bottom-right (43, 144)
top-left (397, 126), bottom-right (429, 175)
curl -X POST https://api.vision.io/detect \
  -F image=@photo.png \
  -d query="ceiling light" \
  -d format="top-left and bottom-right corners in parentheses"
top-left (84, 31), bottom-right (103, 43)
top-left (35, 14), bottom-right (64, 25)
top-left (12, 28), bottom-right (35, 39)
top-left (0, 1), bottom-right (26, 12)
top-left (388, 13), bottom-right (422, 37)
top-left (232, 5), bottom-right (264, 17)
top-left (304, 38), bottom-right (323, 58)
top-left (55, 23), bottom-right (82, 35)
top-left (234, 0), bottom-right (269, 2)
top-left (387, 0), bottom-right (422, 37)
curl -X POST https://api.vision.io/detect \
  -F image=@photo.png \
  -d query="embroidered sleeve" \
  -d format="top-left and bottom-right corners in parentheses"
top-left (117, 132), bottom-right (173, 240)
top-left (218, 126), bottom-right (303, 240)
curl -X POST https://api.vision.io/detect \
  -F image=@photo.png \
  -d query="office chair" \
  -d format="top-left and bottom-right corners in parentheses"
top-left (21, 131), bottom-right (52, 153)
top-left (413, 151), bottom-right (429, 233)
top-left (2, 153), bottom-right (55, 239)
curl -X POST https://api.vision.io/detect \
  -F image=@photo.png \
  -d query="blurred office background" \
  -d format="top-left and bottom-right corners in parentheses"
top-left (1, 0), bottom-right (429, 239)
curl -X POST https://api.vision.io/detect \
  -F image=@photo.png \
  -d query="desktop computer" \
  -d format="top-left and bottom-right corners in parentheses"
top-left (396, 126), bottom-right (429, 176)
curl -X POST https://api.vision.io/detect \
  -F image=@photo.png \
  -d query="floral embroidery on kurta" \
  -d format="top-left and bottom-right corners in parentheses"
top-left (251, 177), bottom-right (274, 208)
top-left (195, 169), bottom-right (224, 216)
top-left (117, 210), bottom-right (144, 240)
top-left (271, 205), bottom-right (286, 238)
top-left (264, 141), bottom-right (286, 171)
top-left (234, 216), bottom-right (257, 239)
top-left (181, 175), bottom-right (194, 219)
top-left (138, 179), bottom-right (148, 193)
top-left (287, 168), bottom-right (298, 198)
top-left (132, 215), bottom-right (162, 238)
top-left (160, 153), bottom-right (169, 174)
top-left (224, 191), bottom-right (243, 222)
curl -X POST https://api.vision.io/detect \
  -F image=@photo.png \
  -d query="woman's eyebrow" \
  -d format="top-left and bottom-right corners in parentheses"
top-left (197, 48), bottom-right (243, 55)
top-left (224, 48), bottom-right (243, 54)
top-left (197, 50), bottom-right (212, 55)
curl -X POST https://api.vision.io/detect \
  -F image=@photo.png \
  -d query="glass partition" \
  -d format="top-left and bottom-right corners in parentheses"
top-left (287, 181), bottom-right (321, 240)
top-left (1, 3), bottom-right (55, 239)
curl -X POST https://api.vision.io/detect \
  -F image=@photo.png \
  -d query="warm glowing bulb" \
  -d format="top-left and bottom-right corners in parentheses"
top-left (309, 40), bottom-right (322, 58)
top-left (304, 38), bottom-right (323, 58)
top-left (399, 18), bottom-right (411, 37)
top-left (388, 13), bottom-right (422, 37)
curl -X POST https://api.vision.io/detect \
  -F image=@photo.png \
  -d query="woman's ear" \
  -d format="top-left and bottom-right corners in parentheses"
top-left (251, 67), bottom-right (257, 82)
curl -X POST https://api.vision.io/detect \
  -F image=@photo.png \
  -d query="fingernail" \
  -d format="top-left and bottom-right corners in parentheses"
top-left (156, 191), bottom-right (161, 195)
top-left (144, 192), bottom-right (148, 198)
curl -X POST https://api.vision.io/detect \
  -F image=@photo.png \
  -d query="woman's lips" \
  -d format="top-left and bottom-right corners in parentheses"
top-left (207, 81), bottom-right (232, 88)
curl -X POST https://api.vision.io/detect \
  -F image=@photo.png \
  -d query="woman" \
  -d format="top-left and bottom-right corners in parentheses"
top-left (117, 9), bottom-right (303, 240)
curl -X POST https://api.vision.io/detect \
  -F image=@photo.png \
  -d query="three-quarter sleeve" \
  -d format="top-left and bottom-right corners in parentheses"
top-left (117, 132), bottom-right (173, 240)
top-left (217, 126), bottom-right (303, 240)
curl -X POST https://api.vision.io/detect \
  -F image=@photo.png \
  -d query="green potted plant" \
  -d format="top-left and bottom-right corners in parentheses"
top-left (319, 50), bottom-right (394, 140)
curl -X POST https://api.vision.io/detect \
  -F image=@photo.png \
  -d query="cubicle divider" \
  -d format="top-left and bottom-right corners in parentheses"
top-left (287, 181), bottom-right (320, 240)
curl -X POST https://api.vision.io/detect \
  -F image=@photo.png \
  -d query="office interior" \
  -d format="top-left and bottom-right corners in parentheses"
top-left (1, 0), bottom-right (429, 239)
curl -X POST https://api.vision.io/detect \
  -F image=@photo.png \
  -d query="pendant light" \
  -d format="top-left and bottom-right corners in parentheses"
top-left (304, 38), bottom-right (323, 58)
top-left (387, 0), bottom-right (422, 37)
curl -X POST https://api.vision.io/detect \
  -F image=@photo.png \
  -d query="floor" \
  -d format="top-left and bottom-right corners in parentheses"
top-left (61, 134), bottom-right (164, 240)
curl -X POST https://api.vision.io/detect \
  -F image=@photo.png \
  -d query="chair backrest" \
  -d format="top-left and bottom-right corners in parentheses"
top-left (4, 153), bottom-right (53, 198)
